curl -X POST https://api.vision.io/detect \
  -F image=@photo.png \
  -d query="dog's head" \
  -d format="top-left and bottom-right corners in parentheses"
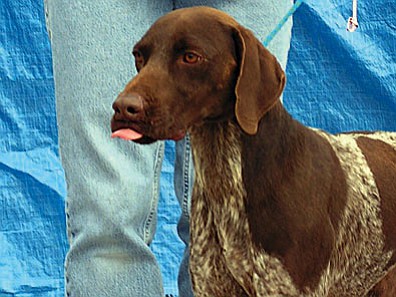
top-left (111, 6), bottom-right (285, 143)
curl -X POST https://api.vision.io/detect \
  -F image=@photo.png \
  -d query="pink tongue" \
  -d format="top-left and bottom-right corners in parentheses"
top-left (111, 129), bottom-right (143, 141)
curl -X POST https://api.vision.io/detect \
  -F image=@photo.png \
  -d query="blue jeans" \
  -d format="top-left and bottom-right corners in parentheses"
top-left (45, 1), bottom-right (292, 296)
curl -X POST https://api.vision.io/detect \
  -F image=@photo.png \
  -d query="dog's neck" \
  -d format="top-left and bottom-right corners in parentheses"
top-left (189, 118), bottom-right (243, 195)
top-left (188, 101), bottom-right (303, 295)
top-left (241, 100), bottom-right (308, 186)
top-left (189, 100), bottom-right (304, 192)
top-left (189, 100), bottom-right (303, 202)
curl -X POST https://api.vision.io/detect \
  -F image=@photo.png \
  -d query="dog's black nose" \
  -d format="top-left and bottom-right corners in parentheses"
top-left (112, 93), bottom-right (144, 120)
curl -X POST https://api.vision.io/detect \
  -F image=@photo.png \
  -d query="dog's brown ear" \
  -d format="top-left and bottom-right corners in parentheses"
top-left (233, 25), bottom-right (286, 135)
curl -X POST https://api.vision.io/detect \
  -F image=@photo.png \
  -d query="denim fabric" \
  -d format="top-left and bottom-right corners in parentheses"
top-left (45, 2), bottom-right (173, 296)
top-left (45, 0), bottom-right (292, 296)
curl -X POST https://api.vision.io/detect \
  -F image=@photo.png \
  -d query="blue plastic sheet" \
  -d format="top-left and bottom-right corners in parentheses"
top-left (0, 1), bottom-right (67, 296)
top-left (284, 0), bottom-right (396, 132)
top-left (1, 0), bottom-right (395, 296)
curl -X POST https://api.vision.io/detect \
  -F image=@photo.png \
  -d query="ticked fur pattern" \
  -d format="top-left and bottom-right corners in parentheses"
top-left (189, 122), bottom-right (394, 297)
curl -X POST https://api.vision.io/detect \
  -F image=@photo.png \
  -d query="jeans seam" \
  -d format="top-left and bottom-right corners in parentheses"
top-left (64, 199), bottom-right (72, 297)
top-left (182, 134), bottom-right (192, 220)
top-left (144, 142), bottom-right (164, 243)
top-left (43, 0), bottom-right (52, 41)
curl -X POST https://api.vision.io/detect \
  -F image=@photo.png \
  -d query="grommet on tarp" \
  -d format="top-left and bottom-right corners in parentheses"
top-left (347, 0), bottom-right (359, 32)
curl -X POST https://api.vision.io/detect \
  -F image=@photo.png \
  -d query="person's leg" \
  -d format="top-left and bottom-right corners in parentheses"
top-left (45, 1), bottom-right (173, 296)
top-left (173, 1), bottom-right (293, 296)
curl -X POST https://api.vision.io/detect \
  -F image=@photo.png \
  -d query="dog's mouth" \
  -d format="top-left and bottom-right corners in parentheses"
top-left (111, 119), bottom-right (186, 144)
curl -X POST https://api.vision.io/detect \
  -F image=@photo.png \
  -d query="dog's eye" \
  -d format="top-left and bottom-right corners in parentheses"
top-left (133, 50), bottom-right (143, 59)
top-left (133, 50), bottom-right (145, 71)
top-left (182, 52), bottom-right (202, 64)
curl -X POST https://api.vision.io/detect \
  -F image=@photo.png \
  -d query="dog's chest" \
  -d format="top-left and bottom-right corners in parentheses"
top-left (189, 122), bottom-right (251, 295)
top-left (189, 122), bottom-right (298, 296)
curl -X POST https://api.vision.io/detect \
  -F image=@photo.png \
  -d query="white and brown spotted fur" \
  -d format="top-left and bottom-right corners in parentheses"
top-left (189, 117), bottom-right (395, 296)
top-left (111, 7), bottom-right (396, 296)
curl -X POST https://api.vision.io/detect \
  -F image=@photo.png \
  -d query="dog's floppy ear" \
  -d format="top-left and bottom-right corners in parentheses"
top-left (233, 25), bottom-right (286, 135)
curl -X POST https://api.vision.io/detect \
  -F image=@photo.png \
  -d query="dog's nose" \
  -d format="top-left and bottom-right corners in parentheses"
top-left (112, 93), bottom-right (144, 120)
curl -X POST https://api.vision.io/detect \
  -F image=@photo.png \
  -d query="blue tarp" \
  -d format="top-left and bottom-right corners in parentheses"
top-left (284, 0), bottom-right (396, 133)
top-left (1, 1), bottom-right (67, 296)
top-left (1, 0), bottom-right (395, 296)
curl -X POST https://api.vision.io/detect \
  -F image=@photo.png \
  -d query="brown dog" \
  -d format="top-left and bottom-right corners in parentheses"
top-left (111, 7), bottom-right (396, 296)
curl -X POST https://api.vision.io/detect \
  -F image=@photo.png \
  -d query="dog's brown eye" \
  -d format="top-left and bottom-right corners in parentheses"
top-left (133, 50), bottom-right (142, 59)
top-left (133, 50), bottom-right (144, 71)
top-left (183, 52), bottom-right (201, 64)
